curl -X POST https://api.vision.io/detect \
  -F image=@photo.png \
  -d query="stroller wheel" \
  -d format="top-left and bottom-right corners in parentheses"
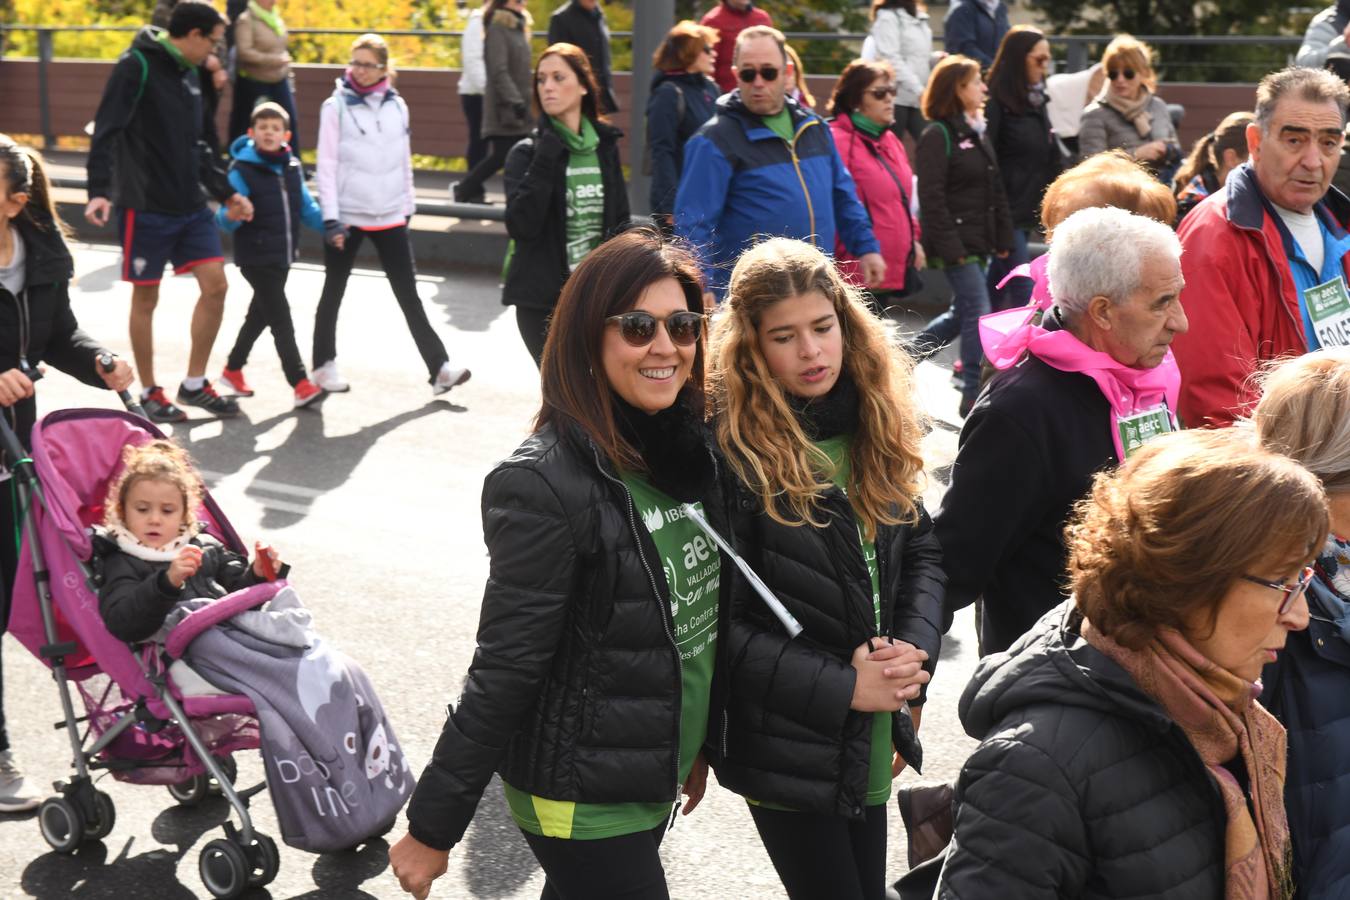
top-left (199, 837), bottom-right (250, 899)
top-left (85, 790), bottom-right (116, 841)
top-left (208, 756), bottom-right (238, 795)
top-left (167, 773), bottom-right (210, 807)
top-left (38, 796), bottom-right (85, 854)
top-left (245, 833), bottom-right (280, 887)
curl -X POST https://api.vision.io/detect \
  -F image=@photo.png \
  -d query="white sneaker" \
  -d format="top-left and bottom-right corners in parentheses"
top-left (433, 362), bottom-right (471, 396)
top-left (0, 750), bottom-right (42, 813)
top-left (312, 361), bottom-right (350, 393)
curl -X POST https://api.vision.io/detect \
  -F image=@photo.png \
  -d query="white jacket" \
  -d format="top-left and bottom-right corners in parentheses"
top-left (316, 80), bottom-right (416, 228)
top-left (871, 7), bottom-right (933, 108)
top-left (459, 8), bottom-right (486, 95)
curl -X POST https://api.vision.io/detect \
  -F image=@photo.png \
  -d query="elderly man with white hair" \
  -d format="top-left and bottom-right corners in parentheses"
top-left (934, 206), bottom-right (1189, 655)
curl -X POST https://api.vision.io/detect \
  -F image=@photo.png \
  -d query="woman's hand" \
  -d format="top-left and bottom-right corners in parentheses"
top-left (913, 243), bottom-right (927, 271)
top-left (1133, 140), bottom-right (1167, 162)
top-left (96, 356), bottom-right (134, 392)
top-left (167, 545), bottom-right (203, 588)
top-left (252, 542), bottom-right (282, 579)
top-left (389, 832), bottom-right (450, 900)
top-left (681, 752), bottom-right (708, 815)
top-left (850, 638), bottom-right (930, 712)
top-left (0, 368), bottom-right (36, 406)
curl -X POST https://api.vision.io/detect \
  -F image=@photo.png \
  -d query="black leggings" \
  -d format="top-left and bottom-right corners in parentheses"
top-left (521, 821), bottom-right (669, 900)
top-left (749, 803), bottom-right (889, 900)
top-left (515, 305), bottom-right (552, 368)
top-left (456, 134), bottom-right (524, 200)
top-left (228, 264), bottom-right (307, 386)
top-left (312, 224), bottom-right (448, 380)
top-left (0, 474), bottom-right (18, 753)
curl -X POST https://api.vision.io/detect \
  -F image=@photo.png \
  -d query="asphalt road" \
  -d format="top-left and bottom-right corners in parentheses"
top-left (0, 244), bottom-right (982, 899)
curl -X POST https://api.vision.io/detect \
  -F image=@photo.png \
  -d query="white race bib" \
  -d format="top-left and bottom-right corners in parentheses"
top-left (1305, 275), bottom-right (1350, 349)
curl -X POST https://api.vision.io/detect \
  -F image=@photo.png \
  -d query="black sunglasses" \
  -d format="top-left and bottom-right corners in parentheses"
top-left (606, 311), bottom-right (705, 347)
top-left (738, 65), bottom-right (780, 84)
top-left (1240, 566), bottom-right (1315, 615)
top-left (1107, 67), bottom-right (1137, 81)
top-left (868, 86), bottom-right (898, 100)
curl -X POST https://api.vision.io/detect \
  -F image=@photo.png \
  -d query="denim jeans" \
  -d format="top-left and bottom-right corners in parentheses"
top-left (916, 260), bottom-right (991, 400)
top-left (986, 227), bottom-right (1032, 312)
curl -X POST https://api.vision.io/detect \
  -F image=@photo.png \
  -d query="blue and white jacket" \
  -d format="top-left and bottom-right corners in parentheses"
top-left (216, 135), bottom-right (323, 268)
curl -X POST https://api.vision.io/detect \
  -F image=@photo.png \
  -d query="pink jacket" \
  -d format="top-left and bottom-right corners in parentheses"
top-left (830, 115), bottom-right (918, 293)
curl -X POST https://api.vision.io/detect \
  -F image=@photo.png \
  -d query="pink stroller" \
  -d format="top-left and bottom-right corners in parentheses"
top-left (4, 407), bottom-right (286, 898)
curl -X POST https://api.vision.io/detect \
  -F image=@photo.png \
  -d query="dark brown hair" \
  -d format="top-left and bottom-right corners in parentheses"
top-left (870, 0), bottom-right (920, 19)
top-left (827, 59), bottom-right (896, 118)
top-left (921, 55), bottom-right (981, 121)
top-left (1068, 429), bottom-right (1328, 650)
top-left (535, 43), bottom-right (603, 123)
top-left (652, 20), bottom-right (719, 72)
top-left (535, 228), bottom-right (706, 472)
top-left (1172, 111), bottom-right (1253, 195)
top-left (0, 135), bottom-right (65, 235)
top-left (986, 26), bottom-right (1046, 114)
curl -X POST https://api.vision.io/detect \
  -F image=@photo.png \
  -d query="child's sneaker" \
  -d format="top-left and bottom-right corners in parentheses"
top-left (141, 387), bottom-right (188, 424)
top-left (312, 361), bottom-right (350, 393)
top-left (433, 362), bottom-right (471, 396)
top-left (0, 750), bottom-right (41, 813)
top-left (293, 378), bottom-right (324, 409)
top-left (220, 367), bottom-right (254, 397)
top-left (176, 380), bottom-right (240, 418)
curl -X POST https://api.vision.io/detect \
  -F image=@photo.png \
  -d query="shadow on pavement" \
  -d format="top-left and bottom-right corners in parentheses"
top-left (423, 271), bottom-right (508, 336)
top-left (460, 775), bottom-right (540, 898)
top-left (74, 262), bottom-right (124, 295)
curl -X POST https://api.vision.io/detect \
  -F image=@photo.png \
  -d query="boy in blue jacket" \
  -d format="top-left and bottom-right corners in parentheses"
top-left (216, 102), bottom-right (325, 408)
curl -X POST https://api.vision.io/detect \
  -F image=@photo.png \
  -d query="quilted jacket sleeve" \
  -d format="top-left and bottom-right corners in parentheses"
top-left (405, 464), bottom-right (578, 851)
top-left (891, 504), bottom-right (945, 705)
top-left (938, 728), bottom-right (1090, 898)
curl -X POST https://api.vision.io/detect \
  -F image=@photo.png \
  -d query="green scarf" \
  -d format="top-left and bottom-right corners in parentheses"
top-left (248, 1), bottom-right (285, 36)
top-left (762, 106), bottom-right (795, 143)
top-left (850, 111), bottom-right (887, 139)
top-left (549, 116), bottom-right (605, 271)
top-left (155, 32), bottom-right (193, 70)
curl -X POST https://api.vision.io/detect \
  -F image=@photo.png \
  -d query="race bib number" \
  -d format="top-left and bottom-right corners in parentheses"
top-left (1305, 276), bottom-right (1350, 349)
top-left (1116, 404), bottom-right (1176, 459)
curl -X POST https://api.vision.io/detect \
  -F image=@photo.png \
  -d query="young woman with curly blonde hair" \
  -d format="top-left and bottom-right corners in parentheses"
top-left (707, 237), bottom-right (944, 899)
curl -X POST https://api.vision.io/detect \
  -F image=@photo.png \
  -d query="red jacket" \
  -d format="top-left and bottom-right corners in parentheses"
top-left (830, 115), bottom-right (918, 293)
top-left (700, 2), bottom-right (774, 94)
top-left (1173, 164), bottom-right (1350, 426)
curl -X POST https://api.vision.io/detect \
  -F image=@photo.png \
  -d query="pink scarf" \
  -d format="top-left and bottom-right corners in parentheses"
top-left (979, 258), bottom-right (1180, 461)
top-left (344, 70), bottom-right (389, 96)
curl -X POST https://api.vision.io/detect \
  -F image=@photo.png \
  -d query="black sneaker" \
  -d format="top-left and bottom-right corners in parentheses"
top-left (141, 387), bottom-right (188, 423)
top-left (176, 380), bottom-right (240, 417)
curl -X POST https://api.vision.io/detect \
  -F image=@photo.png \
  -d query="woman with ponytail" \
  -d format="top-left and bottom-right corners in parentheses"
top-left (1173, 111), bottom-right (1253, 223)
top-left (0, 136), bottom-right (133, 812)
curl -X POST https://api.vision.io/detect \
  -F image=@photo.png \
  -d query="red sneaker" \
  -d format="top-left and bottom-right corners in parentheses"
top-left (220, 367), bottom-right (254, 397)
top-left (293, 378), bottom-right (324, 409)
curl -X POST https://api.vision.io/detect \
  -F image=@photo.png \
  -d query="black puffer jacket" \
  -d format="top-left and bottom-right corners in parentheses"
top-left (501, 118), bottom-right (630, 310)
top-left (405, 415), bottom-right (731, 852)
top-left (916, 116), bottom-right (1014, 265)
top-left (939, 603), bottom-right (1226, 898)
top-left (986, 96), bottom-right (1060, 229)
top-left (0, 213), bottom-right (108, 455)
top-left (715, 419), bottom-right (945, 818)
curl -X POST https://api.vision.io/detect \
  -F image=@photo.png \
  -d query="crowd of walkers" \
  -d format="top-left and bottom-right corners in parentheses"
top-left (5, 0), bottom-right (1350, 898)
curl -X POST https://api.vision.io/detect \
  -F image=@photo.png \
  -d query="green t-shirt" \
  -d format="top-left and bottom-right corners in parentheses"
top-left (762, 106), bottom-right (796, 143)
top-left (549, 115), bottom-right (605, 272)
top-left (502, 472), bottom-right (720, 840)
top-left (815, 434), bottom-right (893, 807)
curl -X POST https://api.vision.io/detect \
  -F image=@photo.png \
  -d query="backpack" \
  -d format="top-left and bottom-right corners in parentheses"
top-left (641, 81), bottom-right (688, 176)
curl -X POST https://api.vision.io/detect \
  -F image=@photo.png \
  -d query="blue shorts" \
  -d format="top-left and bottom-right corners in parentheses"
top-left (118, 207), bottom-right (224, 285)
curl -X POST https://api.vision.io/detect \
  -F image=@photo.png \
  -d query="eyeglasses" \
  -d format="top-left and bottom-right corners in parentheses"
top-left (738, 65), bottom-right (780, 84)
top-left (868, 86), bottom-right (898, 100)
top-left (349, 60), bottom-right (385, 71)
top-left (1107, 68), bottom-right (1137, 82)
top-left (1240, 566), bottom-right (1315, 615)
top-left (606, 311), bottom-right (705, 347)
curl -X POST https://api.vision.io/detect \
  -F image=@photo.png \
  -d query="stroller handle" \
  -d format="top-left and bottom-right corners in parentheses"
top-left (0, 409), bottom-right (29, 467)
top-left (97, 353), bottom-right (148, 420)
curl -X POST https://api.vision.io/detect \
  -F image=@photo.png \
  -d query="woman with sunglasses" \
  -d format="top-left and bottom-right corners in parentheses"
top-left (312, 33), bottom-right (469, 396)
top-left (707, 237), bottom-right (942, 900)
top-left (391, 228), bottom-right (728, 900)
top-left (937, 427), bottom-right (1318, 899)
top-left (1253, 348), bottom-right (1350, 899)
top-left (984, 26), bottom-right (1060, 312)
top-left (504, 42), bottom-right (630, 366)
top-left (827, 59), bottom-right (923, 312)
top-left (1079, 34), bottom-right (1181, 182)
top-left (647, 22), bottom-right (721, 230)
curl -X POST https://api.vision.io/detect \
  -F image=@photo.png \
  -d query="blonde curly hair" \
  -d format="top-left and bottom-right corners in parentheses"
top-left (104, 440), bottom-right (203, 533)
top-left (708, 238), bottom-right (927, 540)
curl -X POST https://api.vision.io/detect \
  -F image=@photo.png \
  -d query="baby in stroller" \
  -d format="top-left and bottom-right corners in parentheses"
top-left (90, 439), bottom-right (413, 856)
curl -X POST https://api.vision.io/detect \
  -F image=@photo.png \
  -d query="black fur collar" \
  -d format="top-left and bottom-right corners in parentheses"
top-left (612, 387), bottom-right (713, 503)
top-left (787, 371), bottom-right (861, 441)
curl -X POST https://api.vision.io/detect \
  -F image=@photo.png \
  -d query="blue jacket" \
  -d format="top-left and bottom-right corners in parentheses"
top-left (674, 93), bottom-right (879, 298)
top-left (1261, 572), bottom-right (1350, 899)
top-left (646, 71), bottom-right (719, 218)
top-left (943, 0), bottom-right (1010, 68)
top-left (216, 135), bottom-right (323, 267)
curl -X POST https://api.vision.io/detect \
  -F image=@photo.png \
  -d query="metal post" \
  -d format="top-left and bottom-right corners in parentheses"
top-left (628, 1), bottom-right (675, 219)
top-left (1065, 38), bottom-right (1089, 74)
top-left (37, 28), bottom-right (55, 149)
